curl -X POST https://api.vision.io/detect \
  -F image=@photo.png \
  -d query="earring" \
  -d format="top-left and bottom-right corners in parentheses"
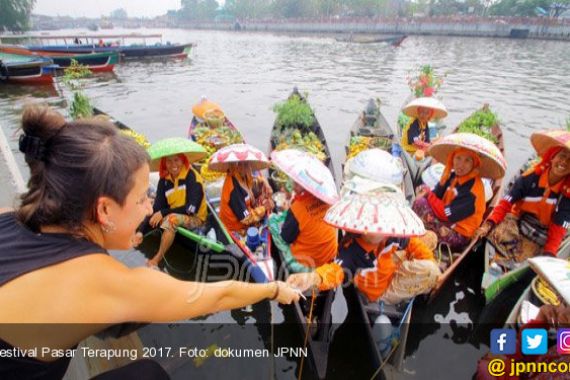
top-left (101, 221), bottom-right (116, 234)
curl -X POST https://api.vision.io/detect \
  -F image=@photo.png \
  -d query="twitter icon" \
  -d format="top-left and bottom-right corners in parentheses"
top-left (522, 329), bottom-right (548, 355)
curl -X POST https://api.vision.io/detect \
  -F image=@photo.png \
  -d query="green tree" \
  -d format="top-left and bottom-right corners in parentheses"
top-left (489, 0), bottom-right (555, 16)
top-left (180, 0), bottom-right (219, 20)
top-left (224, 0), bottom-right (273, 19)
top-left (0, 0), bottom-right (35, 31)
top-left (110, 8), bottom-right (128, 19)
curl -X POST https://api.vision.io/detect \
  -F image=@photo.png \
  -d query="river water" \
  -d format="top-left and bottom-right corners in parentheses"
top-left (0, 28), bottom-right (569, 379)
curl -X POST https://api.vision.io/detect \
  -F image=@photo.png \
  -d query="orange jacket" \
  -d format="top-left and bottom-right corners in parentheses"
top-left (428, 171), bottom-right (486, 238)
top-left (316, 236), bottom-right (434, 302)
top-left (220, 173), bottom-right (256, 233)
top-left (281, 192), bottom-right (338, 268)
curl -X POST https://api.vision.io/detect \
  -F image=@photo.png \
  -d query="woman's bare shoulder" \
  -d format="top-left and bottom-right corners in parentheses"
top-left (0, 208), bottom-right (15, 215)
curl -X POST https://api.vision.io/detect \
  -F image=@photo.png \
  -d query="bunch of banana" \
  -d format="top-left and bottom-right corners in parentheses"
top-left (200, 163), bottom-right (224, 182)
top-left (534, 277), bottom-right (561, 306)
top-left (121, 129), bottom-right (150, 149)
top-left (347, 136), bottom-right (371, 159)
top-left (274, 130), bottom-right (327, 162)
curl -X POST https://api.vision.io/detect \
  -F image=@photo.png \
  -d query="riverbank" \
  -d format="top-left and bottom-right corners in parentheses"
top-left (184, 16), bottom-right (570, 41)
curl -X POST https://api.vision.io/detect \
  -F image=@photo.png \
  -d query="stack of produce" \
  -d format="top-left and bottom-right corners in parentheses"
top-left (456, 106), bottom-right (500, 145)
top-left (347, 135), bottom-right (392, 159)
top-left (273, 129), bottom-right (326, 162)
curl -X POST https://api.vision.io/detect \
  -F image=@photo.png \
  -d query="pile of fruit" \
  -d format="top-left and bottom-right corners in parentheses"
top-left (193, 124), bottom-right (243, 157)
top-left (347, 135), bottom-right (392, 159)
top-left (457, 107), bottom-right (499, 145)
top-left (121, 129), bottom-right (150, 149)
top-left (273, 129), bottom-right (326, 162)
top-left (200, 162), bottom-right (224, 181)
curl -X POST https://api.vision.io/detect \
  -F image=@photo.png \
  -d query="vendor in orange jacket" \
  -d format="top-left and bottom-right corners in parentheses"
top-left (287, 192), bottom-right (436, 303)
top-left (279, 182), bottom-right (338, 269)
top-left (477, 132), bottom-right (570, 257)
top-left (219, 161), bottom-right (274, 234)
top-left (413, 147), bottom-right (487, 251)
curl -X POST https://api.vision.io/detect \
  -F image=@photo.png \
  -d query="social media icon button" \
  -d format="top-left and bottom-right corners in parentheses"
top-left (557, 328), bottom-right (570, 355)
top-left (490, 329), bottom-right (516, 355)
top-left (522, 329), bottom-right (548, 355)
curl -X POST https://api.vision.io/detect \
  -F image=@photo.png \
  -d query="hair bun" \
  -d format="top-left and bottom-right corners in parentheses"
top-left (21, 105), bottom-right (66, 141)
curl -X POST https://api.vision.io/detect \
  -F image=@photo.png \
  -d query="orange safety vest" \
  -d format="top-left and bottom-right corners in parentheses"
top-left (289, 192), bottom-right (338, 268)
top-left (511, 170), bottom-right (563, 226)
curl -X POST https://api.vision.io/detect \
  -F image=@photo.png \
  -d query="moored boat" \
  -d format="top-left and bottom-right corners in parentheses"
top-left (267, 88), bottom-right (338, 379)
top-left (0, 51), bottom-right (54, 84)
top-left (338, 99), bottom-right (421, 376)
top-left (0, 44), bottom-right (118, 72)
top-left (481, 158), bottom-right (570, 304)
top-left (27, 42), bottom-right (193, 60)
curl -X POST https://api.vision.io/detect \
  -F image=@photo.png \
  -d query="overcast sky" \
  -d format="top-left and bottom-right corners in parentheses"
top-left (34, 0), bottom-right (184, 18)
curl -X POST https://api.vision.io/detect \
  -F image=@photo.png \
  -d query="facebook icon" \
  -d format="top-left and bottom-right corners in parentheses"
top-left (490, 329), bottom-right (516, 354)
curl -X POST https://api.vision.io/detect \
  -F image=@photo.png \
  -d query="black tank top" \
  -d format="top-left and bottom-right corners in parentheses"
top-left (0, 212), bottom-right (107, 379)
top-left (0, 212), bottom-right (106, 287)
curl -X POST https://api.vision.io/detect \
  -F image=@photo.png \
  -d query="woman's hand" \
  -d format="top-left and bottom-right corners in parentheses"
top-left (286, 272), bottom-right (321, 292)
top-left (474, 222), bottom-right (493, 238)
top-left (536, 304), bottom-right (570, 326)
top-left (416, 184), bottom-right (430, 198)
top-left (272, 281), bottom-right (301, 304)
top-left (149, 211), bottom-right (163, 228)
top-left (439, 226), bottom-right (451, 237)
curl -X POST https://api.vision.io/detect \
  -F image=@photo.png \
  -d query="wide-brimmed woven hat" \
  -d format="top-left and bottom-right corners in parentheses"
top-left (402, 97), bottom-right (448, 119)
top-left (271, 149), bottom-right (338, 205)
top-left (427, 132), bottom-right (506, 179)
top-left (148, 137), bottom-right (208, 171)
top-left (347, 148), bottom-right (404, 186)
top-left (324, 191), bottom-right (425, 237)
top-left (208, 143), bottom-right (270, 172)
top-left (530, 130), bottom-right (570, 157)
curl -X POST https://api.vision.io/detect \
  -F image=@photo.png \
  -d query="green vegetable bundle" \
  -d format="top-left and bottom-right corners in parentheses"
top-left (273, 95), bottom-right (315, 132)
top-left (457, 107), bottom-right (499, 145)
top-left (69, 92), bottom-right (93, 120)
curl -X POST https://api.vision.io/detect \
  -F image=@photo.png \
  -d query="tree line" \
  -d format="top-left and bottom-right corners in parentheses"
top-left (179, 0), bottom-right (569, 20)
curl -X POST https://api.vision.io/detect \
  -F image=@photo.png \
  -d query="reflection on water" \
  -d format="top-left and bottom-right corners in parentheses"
top-left (1, 28), bottom-right (569, 379)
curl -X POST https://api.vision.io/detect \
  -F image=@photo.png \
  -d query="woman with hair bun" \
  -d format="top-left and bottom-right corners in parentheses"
top-left (0, 105), bottom-right (300, 379)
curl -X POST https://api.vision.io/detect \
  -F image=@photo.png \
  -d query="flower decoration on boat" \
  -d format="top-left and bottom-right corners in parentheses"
top-left (407, 65), bottom-right (445, 98)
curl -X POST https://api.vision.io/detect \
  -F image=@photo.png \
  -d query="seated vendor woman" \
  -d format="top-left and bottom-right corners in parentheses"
top-left (413, 147), bottom-right (486, 251)
top-left (401, 106), bottom-right (434, 155)
top-left (220, 161), bottom-right (273, 234)
top-left (147, 154), bottom-right (207, 267)
top-left (477, 134), bottom-right (570, 258)
top-left (278, 182), bottom-right (338, 270)
top-left (287, 192), bottom-right (439, 302)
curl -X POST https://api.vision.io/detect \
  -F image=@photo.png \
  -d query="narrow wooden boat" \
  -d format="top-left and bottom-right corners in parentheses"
top-left (0, 44), bottom-right (118, 72)
top-left (92, 108), bottom-right (236, 272)
top-left (481, 158), bottom-right (570, 304)
top-left (0, 51), bottom-right (54, 84)
top-left (423, 106), bottom-right (505, 300)
top-left (27, 43), bottom-right (193, 60)
top-left (187, 102), bottom-right (274, 283)
top-left (344, 98), bottom-right (415, 202)
top-left (338, 98), bottom-right (418, 375)
top-left (335, 34), bottom-right (407, 46)
top-left (267, 87), bottom-right (336, 380)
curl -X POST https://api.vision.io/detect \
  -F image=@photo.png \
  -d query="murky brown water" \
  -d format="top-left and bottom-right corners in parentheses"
top-left (1, 28), bottom-right (569, 379)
